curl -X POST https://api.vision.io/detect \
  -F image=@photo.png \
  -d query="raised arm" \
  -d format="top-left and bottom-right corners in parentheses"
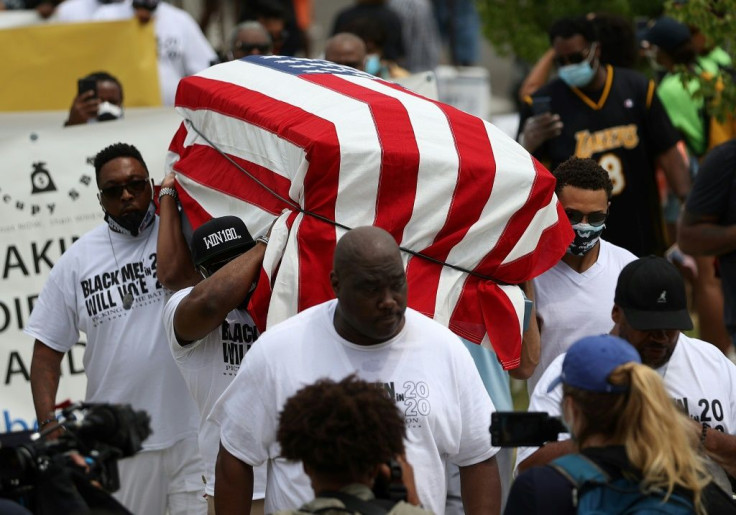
top-left (156, 172), bottom-right (201, 291)
top-left (173, 240), bottom-right (266, 343)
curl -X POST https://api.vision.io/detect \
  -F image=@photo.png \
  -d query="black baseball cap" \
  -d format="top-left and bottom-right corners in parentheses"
top-left (643, 16), bottom-right (691, 53)
top-left (190, 216), bottom-right (255, 267)
top-left (614, 255), bottom-right (693, 331)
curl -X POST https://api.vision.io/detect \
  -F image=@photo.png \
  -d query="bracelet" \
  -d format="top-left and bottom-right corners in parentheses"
top-left (256, 235), bottom-right (269, 246)
top-left (39, 418), bottom-right (56, 428)
top-left (158, 187), bottom-right (178, 202)
top-left (700, 424), bottom-right (708, 445)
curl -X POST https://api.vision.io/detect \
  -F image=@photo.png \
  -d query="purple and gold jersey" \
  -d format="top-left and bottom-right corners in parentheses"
top-left (520, 66), bottom-right (680, 256)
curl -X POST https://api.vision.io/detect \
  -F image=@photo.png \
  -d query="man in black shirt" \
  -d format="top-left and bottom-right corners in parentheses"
top-left (518, 16), bottom-right (690, 257)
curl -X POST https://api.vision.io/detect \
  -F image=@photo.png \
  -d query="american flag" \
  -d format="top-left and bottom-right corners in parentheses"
top-left (167, 56), bottom-right (572, 369)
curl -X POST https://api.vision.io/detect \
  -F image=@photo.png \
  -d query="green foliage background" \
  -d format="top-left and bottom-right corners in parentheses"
top-left (476, 0), bottom-right (662, 64)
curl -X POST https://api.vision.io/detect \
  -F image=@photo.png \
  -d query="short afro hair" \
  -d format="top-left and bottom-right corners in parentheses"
top-left (549, 16), bottom-right (597, 45)
top-left (277, 374), bottom-right (406, 480)
top-left (93, 143), bottom-right (148, 183)
top-left (553, 157), bottom-right (613, 199)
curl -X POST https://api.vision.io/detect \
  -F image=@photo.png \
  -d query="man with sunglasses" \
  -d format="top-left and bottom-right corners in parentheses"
top-left (26, 143), bottom-right (204, 514)
top-left (94, 0), bottom-right (216, 105)
top-left (517, 15), bottom-right (690, 258)
top-left (158, 205), bottom-right (268, 514)
top-left (526, 157), bottom-right (636, 395)
top-left (228, 21), bottom-right (273, 60)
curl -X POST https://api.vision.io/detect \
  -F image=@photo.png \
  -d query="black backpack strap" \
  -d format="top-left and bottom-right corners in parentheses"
top-left (314, 491), bottom-right (389, 515)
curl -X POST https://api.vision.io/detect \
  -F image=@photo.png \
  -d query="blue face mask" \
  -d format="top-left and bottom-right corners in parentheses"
top-left (558, 44), bottom-right (598, 88)
top-left (567, 222), bottom-right (604, 256)
top-left (364, 54), bottom-right (382, 76)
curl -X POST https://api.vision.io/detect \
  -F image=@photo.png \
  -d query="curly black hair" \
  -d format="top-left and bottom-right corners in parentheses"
top-left (553, 157), bottom-right (613, 199)
top-left (276, 374), bottom-right (406, 480)
top-left (548, 15), bottom-right (597, 45)
top-left (93, 142), bottom-right (148, 184)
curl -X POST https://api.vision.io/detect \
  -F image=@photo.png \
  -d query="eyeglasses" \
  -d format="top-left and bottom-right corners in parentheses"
top-left (234, 42), bottom-right (272, 55)
top-left (565, 208), bottom-right (608, 227)
top-left (554, 42), bottom-right (597, 67)
top-left (99, 179), bottom-right (150, 200)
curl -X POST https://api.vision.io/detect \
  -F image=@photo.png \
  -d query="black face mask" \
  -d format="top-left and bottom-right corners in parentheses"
top-left (105, 202), bottom-right (156, 236)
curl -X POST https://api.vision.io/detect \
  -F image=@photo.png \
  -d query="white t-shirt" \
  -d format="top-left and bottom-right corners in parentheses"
top-left (56, 0), bottom-right (103, 21)
top-left (163, 287), bottom-right (266, 497)
top-left (528, 240), bottom-right (636, 394)
top-left (515, 333), bottom-right (736, 470)
top-left (210, 300), bottom-right (498, 515)
top-left (93, 1), bottom-right (216, 105)
top-left (25, 219), bottom-right (199, 450)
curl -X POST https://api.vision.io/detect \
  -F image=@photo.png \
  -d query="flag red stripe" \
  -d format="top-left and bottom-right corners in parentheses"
top-left (173, 145), bottom-right (294, 219)
top-left (406, 105), bottom-right (497, 318)
top-left (303, 74), bottom-right (420, 240)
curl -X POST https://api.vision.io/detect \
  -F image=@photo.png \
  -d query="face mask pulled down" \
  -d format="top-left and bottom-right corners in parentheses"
top-left (567, 222), bottom-right (604, 256)
top-left (105, 201), bottom-right (156, 236)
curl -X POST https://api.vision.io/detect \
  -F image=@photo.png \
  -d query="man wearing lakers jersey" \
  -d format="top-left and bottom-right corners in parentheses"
top-left (518, 16), bottom-right (690, 257)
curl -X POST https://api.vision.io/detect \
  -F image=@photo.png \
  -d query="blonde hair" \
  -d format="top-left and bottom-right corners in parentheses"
top-left (565, 363), bottom-right (711, 514)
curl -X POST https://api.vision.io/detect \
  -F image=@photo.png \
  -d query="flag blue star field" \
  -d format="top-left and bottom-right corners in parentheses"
top-left (167, 55), bottom-right (572, 368)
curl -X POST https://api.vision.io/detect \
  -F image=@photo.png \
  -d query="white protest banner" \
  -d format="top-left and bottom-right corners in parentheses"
top-left (0, 107), bottom-right (180, 433)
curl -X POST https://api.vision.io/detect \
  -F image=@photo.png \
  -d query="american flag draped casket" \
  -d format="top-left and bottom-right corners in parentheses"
top-left (166, 55), bottom-right (572, 369)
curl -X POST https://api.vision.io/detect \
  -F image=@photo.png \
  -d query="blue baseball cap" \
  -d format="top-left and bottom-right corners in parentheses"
top-left (547, 335), bottom-right (641, 393)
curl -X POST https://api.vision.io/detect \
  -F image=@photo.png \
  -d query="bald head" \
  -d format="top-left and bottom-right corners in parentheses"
top-left (230, 21), bottom-right (273, 60)
top-left (324, 33), bottom-right (367, 71)
top-left (331, 226), bottom-right (406, 345)
top-left (334, 226), bottom-right (400, 273)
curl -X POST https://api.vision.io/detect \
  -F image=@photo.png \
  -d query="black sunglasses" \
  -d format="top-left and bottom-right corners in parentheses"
top-left (565, 209), bottom-right (608, 227)
top-left (99, 179), bottom-right (150, 200)
top-left (132, 1), bottom-right (158, 10)
top-left (235, 42), bottom-right (272, 55)
top-left (554, 43), bottom-right (597, 67)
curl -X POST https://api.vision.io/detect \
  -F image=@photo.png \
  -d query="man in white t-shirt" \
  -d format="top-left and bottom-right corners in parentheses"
top-left (26, 143), bottom-right (203, 515)
top-left (516, 256), bottom-right (736, 481)
top-left (528, 157), bottom-right (636, 394)
top-left (158, 207), bottom-right (268, 514)
top-left (93, 0), bottom-right (217, 105)
top-left (211, 226), bottom-right (502, 515)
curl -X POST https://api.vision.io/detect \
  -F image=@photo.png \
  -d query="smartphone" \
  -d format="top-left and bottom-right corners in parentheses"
top-left (490, 411), bottom-right (566, 447)
top-left (531, 96), bottom-right (552, 116)
top-left (77, 78), bottom-right (97, 98)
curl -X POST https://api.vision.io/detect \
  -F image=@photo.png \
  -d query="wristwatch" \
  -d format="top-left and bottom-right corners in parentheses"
top-left (256, 234), bottom-right (269, 246)
top-left (158, 187), bottom-right (178, 202)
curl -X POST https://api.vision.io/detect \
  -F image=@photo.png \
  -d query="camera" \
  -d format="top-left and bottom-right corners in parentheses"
top-left (0, 403), bottom-right (151, 513)
top-left (372, 458), bottom-right (406, 503)
top-left (490, 411), bottom-right (567, 447)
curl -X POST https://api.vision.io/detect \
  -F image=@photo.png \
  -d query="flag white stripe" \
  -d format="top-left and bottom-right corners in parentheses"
top-left (340, 75), bottom-right (462, 252)
top-left (177, 107), bottom-right (306, 185)
top-left (197, 62), bottom-right (385, 228)
top-left (503, 195), bottom-right (561, 265)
